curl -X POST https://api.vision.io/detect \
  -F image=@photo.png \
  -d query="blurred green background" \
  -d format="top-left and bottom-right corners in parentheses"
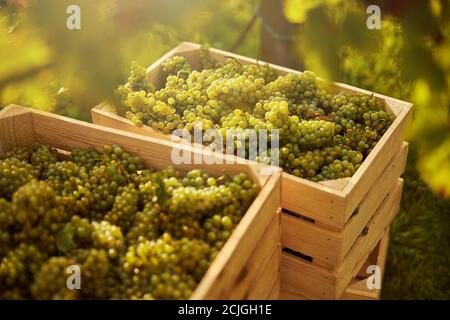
top-left (0, 0), bottom-right (449, 299)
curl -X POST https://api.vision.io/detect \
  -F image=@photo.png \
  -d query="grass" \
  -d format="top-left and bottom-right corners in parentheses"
top-left (381, 142), bottom-right (450, 299)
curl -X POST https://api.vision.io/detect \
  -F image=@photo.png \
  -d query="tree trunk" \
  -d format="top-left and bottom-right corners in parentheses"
top-left (260, 0), bottom-right (301, 70)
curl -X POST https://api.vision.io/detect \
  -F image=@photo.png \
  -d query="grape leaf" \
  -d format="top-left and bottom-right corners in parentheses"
top-left (155, 176), bottom-right (169, 208)
top-left (56, 223), bottom-right (76, 254)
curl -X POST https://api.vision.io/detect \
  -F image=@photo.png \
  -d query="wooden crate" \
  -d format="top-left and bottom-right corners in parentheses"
top-left (280, 229), bottom-right (389, 300)
top-left (90, 42), bottom-right (412, 298)
top-left (280, 178), bottom-right (403, 299)
top-left (92, 41), bottom-right (411, 225)
top-left (0, 104), bottom-right (282, 300)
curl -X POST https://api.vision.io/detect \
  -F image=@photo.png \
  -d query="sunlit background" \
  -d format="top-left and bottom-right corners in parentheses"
top-left (0, 0), bottom-right (449, 299)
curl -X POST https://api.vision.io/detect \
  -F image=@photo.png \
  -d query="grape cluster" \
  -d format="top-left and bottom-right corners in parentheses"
top-left (116, 61), bottom-right (155, 100)
top-left (119, 49), bottom-right (395, 181)
top-left (0, 157), bottom-right (39, 199)
top-left (0, 143), bottom-right (259, 299)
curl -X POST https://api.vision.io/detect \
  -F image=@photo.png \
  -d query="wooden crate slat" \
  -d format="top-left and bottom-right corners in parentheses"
top-left (340, 144), bottom-right (407, 259)
top-left (280, 229), bottom-right (389, 300)
top-left (335, 180), bottom-right (402, 296)
top-left (280, 179), bottom-right (403, 299)
top-left (223, 213), bottom-right (280, 299)
top-left (282, 174), bottom-right (348, 230)
top-left (0, 105), bottom-right (36, 156)
top-left (282, 212), bottom-right (340, 266)
top-left (247, 245), bottom-right (280, 300)
top-left (266, 277), bottom-right (280, 300)
top-left (341, 230), bottom-right (389, 300)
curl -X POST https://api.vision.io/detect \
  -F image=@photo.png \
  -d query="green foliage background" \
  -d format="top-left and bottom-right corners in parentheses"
top-left (0, 0), bottom-right (449, 299)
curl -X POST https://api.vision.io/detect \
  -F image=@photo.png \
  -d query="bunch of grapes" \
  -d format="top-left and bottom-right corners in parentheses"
top-left (0, 143), bottom-right (259, 300)
top-left (119, 233), bottom-right (212, 299)
top-left (0, 158), bottom-right (39, 199)
top-left (30, 256), bottom-right (79, 300)
top-left (162, 56), bottom-right (192, 77)
top-left (118, 47), bottom-right (395, 181)
top-left (0, 244), bottom-right (47, 291)
top-left (117, 61), bottom-right (155, 100)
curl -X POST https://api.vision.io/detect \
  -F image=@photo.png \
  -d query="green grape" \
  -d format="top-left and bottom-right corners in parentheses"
top-left (104, 184), bottom-right (140, 232)
top-left (0, 157), bottom-right (39, 199)
top-left (0, 199), bottom-right (14, 257)
top-left (117, 61), bottom-right (155, 102)
top-left (64, 215), bottom-right (94, 249)
top-left (72, 248), bottom-right (110, 299)
top-left (0, 142), bottom-right (261, 299)
top-left (43, 161), bottom-right (92, 216)
top-left (102, 145), bottom-right (144, 173)
top-left (0, 244), bottom-right (47, 291)
top-left (31, 256), bottom-right (79, 300)
top-left (91, 221), bottom-right (125, 259)
top-left (3, 146), bottom-right (31, 162)
top-left (162, 56), bottom-right (192, 77)
top-left (126, 203), bottom-right (160, 245)
top-left (30, 144), bottom-right (59, 173)
top-left (121, 233), bottom-right (210, 299)
top-left (71, 147), bottom-right (101, 171)
top-left (198, 44), bottom-right (220, 69)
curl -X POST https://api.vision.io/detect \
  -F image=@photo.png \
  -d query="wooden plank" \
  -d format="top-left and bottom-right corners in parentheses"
top-left (247, 246), bottom-right (280, 300)
top-left (266, 277), bottom-right (280, 300)
top-left (335, 180), bottom-right (402, 297)
top-left (342, 230), bottom-right (389, 300)
top-left (0, 105), bottom-right (35, 156)
top-left (224, 214), bottom-right (280, 299)
top-left (280, 230), bottom-right (390, 300)
top-left (282, 174), bottom-right (347, 230)
top-left (339, 144), bottom-right (407, 260)
top-left (318, 178), bottom-right (350, 191)
top-left (282, 212), bottom-right (340, 267)
top-left (280, 179), bottom-right (402, 299)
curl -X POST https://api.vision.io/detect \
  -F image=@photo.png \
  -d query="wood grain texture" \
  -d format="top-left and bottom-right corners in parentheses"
top-left (266, 277), bottom-right (281, 300)
top-left (0, 105), bottom-right (35, 156)
top-left (280, 179), bottom-right (403, 299)
top-left (279, 229), bottom-right (389, 300)
top-left (223, 213), bottom-right (280, 300)
top-left (247, 245), bottom-right (280, 300)
top-left (341, 230), bottom-right (389, 300)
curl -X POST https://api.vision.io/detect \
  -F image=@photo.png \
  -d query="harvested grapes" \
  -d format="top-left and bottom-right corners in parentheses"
top-left (119, 50), bottom-right (395, 181)
top-left (0, 143), bottom-right (259, 299)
